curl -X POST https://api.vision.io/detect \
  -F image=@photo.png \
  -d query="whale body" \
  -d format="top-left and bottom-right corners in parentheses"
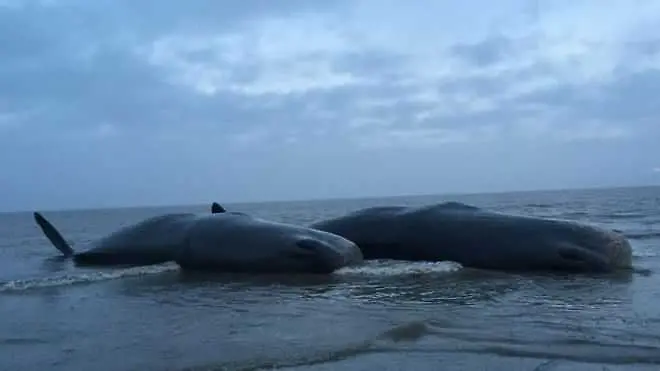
top-left (33, 207), bottom-right (363, 274)
top-left (308, 202), bottom-right (633, 273)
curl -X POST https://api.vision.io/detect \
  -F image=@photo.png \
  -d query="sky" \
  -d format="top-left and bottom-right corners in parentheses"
top-left (1, 0), bottom-right (659, 212)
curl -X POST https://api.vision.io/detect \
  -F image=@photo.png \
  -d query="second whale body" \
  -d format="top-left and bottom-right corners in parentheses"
top-left (308, 202), bottom-right (633, 273)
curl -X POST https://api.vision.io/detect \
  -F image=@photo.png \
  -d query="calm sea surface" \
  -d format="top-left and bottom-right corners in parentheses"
top-left (1, 186), bottom-right (660, 371)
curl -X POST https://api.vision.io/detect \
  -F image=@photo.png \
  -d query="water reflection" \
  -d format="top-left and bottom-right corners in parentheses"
top-left (112, 269), bottom-right (344, 301)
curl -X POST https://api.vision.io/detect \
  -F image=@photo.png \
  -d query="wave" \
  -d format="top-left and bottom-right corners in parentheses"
top-left (0, 261), bottom-right (462, 294)
top-left (177, 316), bottom-right (660, 370)
top-left (601, 212), bottom-right (649, 220)
top-left (523, 203), bottom-right (555, 209)
top-left (558, 211), bottom-right (590, 218)
top-left (335, 260), bottom-right (462, 277)
top-left (626, 231), bottom-right (660, 241)
top-left (390, 340), bottom-right (660, 366)
top-left (178, 321), bottom-right (432, 371)
top-left (0, 263), bottom-right (179, 292)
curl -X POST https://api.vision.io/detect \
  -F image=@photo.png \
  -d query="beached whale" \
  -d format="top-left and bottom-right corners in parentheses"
top-left (308, 202), bottom-right (633, 273)
top-left (32, 209), bottom-right (363, 274)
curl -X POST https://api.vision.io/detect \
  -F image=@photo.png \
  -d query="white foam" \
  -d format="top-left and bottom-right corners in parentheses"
top-left (0, 263), bottom-right (179, 292)
top-left (335, 260), bottom-right (463, 277)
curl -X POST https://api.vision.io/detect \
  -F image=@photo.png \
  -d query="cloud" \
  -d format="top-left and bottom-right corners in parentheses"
top-left (143, 13), bottom-right (366, 97)
top-left (1, 0), bottom-right (660, 211)
top-left (355, 125), bottom-right (501, 149)
top-left (138, 0), bottom-right (660, 148)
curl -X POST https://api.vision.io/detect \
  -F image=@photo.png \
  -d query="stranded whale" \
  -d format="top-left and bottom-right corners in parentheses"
top-left (308, 202), bottom-right (633, 273)
top-left (33, 208), bottom-right (363, 274)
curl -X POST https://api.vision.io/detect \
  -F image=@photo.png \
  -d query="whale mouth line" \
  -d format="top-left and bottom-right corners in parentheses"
top-left (555, 243), bottom-right (612, 272)
top-left (285, 249), bottom-right (318, 260)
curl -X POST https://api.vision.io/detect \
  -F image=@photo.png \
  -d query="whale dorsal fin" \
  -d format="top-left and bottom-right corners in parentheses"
top-left (211, 202), bottom-right (226, 214)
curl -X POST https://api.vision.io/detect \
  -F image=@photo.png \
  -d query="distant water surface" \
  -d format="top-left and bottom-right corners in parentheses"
top-left (1, 186), bottom-right (659, 370)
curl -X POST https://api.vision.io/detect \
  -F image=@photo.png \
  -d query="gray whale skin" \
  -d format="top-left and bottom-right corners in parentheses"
top-left (308, 202), bottom-right (633, 273)
top-left (32, 204), bottom-right (363, 274)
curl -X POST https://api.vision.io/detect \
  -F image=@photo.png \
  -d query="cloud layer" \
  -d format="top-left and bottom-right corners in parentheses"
top-left (1, 0), bottom-right (659, 211)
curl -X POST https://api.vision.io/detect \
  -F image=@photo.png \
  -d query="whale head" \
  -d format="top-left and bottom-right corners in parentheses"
top-left (292, 236), bottom-right (362, 274)
top-left (548, 225), bottom-right (633, 273)
top-left (491, 217), bottom-right (637, 274)
top-left (176, 214), bottom-right (364, 274)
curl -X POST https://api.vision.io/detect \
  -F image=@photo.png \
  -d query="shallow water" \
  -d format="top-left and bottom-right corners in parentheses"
top-left (1, 186), bottom-right (659, 370)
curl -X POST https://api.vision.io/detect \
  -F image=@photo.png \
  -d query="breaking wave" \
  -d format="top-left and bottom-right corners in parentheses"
top-left (0, 263), bottom-right (178, 292)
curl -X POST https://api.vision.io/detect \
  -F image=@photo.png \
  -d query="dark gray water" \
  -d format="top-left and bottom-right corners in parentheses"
top-left (1, 186), bottom-right (660, 371)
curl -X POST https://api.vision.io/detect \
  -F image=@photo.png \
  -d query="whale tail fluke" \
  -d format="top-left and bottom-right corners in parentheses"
top-left (33, 212), bottom-right (75, 257)
top-left (211, 202), bottom-right (226, 214)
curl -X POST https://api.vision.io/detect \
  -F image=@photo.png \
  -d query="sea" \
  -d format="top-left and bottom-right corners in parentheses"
top-left (1, 186), bottom-right (659, 371)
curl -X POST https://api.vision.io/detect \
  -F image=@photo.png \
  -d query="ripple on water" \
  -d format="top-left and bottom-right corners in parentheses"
top-left (0, 263), bottom-right (179, 293)
top-left (1, 260), bottom-right (659, 370)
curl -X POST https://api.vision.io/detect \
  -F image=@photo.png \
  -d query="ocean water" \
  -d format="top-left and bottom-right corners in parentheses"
top-left (1, 186), bottom-right (659, 371)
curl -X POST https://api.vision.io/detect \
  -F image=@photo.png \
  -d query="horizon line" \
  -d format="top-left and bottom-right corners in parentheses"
top-left (3, 183), bottom-right (659, 215)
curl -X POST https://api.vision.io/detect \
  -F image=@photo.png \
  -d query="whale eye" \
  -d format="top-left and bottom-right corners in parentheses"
top-left (296, 239), bottom-right (325, 252)
top-left (558, 248), bottom-right (585, 262)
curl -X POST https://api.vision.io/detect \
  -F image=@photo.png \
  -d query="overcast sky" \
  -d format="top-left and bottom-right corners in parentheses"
top-left (1, 0), bottom-right (659, 212)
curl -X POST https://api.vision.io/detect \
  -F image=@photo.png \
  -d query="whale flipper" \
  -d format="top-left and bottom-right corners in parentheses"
top-left (33, 212), bottom-right (75, 257)
top-left (211, 202), bottom-right (226, 214)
